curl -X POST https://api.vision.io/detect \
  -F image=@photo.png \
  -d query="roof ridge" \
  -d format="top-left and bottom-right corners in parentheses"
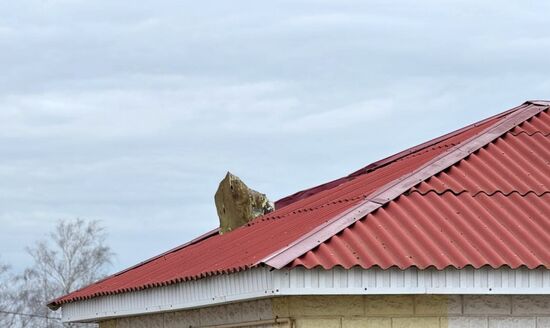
top-left (261, 101), bottom-right (549, 269)
top-left (274, 103), bottom-right (523, 209)
top-left (248, 195), bottom-right (365, 227)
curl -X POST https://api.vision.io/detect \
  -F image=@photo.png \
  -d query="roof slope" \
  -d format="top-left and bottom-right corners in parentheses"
top-left (290, 104), bottom-right (550, 270)
top-left (49, 101), bottom-right (550, 308)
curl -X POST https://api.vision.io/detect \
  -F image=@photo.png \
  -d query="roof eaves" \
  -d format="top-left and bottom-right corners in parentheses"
top-left (261, 101), bottom-right (549, 269)
top-left (47, 228), bottom-right (220, 310)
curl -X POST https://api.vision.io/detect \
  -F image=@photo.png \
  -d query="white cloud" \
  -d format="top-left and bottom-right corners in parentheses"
top-left (0, 0), bottom-right (549, 273)
top-left (283, 98), bottom-right (395, 132)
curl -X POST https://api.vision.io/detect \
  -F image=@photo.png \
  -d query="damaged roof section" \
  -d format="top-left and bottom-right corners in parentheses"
top-left (49, 101), bottom-right (550, 309)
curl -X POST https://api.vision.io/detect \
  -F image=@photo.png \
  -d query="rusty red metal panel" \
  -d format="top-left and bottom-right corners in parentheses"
top-left (49, 102), bottom-right (550, 308)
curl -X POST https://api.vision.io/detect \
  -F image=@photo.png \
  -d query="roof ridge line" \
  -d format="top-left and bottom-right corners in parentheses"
top-left (275, 102), bottom-right (524, 209)
top-left (261, 101), bottom-right (549, 269)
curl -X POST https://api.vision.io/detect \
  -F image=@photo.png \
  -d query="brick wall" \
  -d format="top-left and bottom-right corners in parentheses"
top-left (98, 299), bottom-right (275, 328)
top-left (273, 295), bottom-right (550, 328)
top-left (98, 295), bottom-right (550, 328)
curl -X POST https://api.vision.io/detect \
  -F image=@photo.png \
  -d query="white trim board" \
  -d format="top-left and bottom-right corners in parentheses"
top-left (62, 266), bottom-right (550, 322)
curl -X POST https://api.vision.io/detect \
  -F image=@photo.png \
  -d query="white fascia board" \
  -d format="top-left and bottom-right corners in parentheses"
top-left (62, 266), bottom-right (550, 323)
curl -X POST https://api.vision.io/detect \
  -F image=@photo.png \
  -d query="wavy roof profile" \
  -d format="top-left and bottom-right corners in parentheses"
top-left (49, 100), bottom-right (550, 309)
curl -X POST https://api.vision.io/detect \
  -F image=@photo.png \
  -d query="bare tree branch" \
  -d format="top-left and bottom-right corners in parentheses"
top-left (0, 260), bottom-right (18, 327)
top-left (10, 219), bottom-right (114, 328)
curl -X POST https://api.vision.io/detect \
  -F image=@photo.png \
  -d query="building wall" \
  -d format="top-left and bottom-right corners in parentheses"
top-left (98, 295), bottom-right (550, 328)
top-left (98, 299), bottom-right (276, 328)
top-left (66, 267), bottom-right (550, 323)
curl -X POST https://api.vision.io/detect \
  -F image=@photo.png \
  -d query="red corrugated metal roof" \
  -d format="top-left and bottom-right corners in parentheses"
top-left (290, 107), bottom-right (550, 270)
top-left (49, 101), bottom-right (550, 308)
top-left (291, 192), bottom-right (550, 270)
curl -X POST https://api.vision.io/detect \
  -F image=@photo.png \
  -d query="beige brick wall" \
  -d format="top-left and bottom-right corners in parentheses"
top-left (98, 299), bottom-right (275, 328)
top-left (98, 295), bottom-right (550, 328)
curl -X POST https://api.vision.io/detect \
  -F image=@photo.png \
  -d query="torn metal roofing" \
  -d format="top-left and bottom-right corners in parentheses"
top-left (49, 100), bottom-right (550, 309)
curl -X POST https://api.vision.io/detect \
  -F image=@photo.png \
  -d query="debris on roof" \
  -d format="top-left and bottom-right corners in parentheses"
top-left (215, 172), bottom-right (274, 234)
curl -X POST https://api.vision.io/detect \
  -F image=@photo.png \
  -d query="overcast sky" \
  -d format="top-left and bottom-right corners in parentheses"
top-left (1, 0), bottom-right (549, 273)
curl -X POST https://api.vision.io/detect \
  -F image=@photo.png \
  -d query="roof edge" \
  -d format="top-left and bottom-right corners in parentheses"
top-left (60, 266), bottom-right (550, 322)
top-left (262, 101), bottom-right (549, 269)
top-left (47, 228), bottom-right (220, 310)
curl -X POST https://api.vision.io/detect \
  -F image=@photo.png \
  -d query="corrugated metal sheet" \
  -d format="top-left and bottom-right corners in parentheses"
top-left (511, 109), bottom-right (550, 135)
top-left (62, 266), bottom-right (550, 322)
top-left (291, 108), bottom-right (550, 270)
top-left (50, 101), bottom-right (550, 308)
top-left (291, 193), bottom-right (550, 269)
top-left (414, 111), bottom-right (550, 196)
top-left (275, 102), bottom-right (525, 209)
top-left (264, 103), bottom-right (548, 269)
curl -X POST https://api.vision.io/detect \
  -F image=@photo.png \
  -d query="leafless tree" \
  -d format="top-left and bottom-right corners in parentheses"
top-left (11, 219), bottom-right (114, 328)
top-left (0, 260), bottom-right (17, 327)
